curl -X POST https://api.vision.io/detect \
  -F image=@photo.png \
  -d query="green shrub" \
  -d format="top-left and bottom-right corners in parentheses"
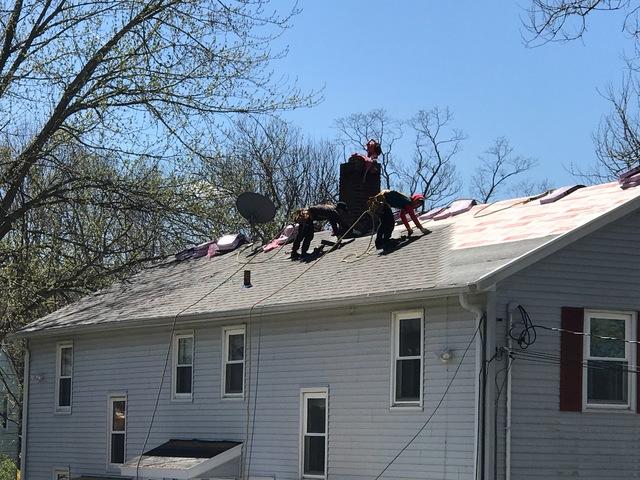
top-left (0, 455), bottom-right (16, 480)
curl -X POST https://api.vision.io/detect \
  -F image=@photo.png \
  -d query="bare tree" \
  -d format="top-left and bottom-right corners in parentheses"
top-left (401, 107), bottom-right (464, 210)
top-left (525, 1), bottom-right (640, 45)
top-left (0, 0), bottom-right (316, 243)
top-left (334, 108), bottom-right (402, 189)
top-left (202, 117), bottom-right (340, 240)
top-left (524, 1), bottom-right (640, 180)
top-left (470, 137), bottom-right (539, 202)
top-left (593, 75), bottom-right (640, 177)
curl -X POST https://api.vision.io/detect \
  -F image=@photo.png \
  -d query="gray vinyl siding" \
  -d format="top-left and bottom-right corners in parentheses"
top-left (495, 209), bottom-right (640, 480)
top-left (25, 296), bottom-right (478, 480)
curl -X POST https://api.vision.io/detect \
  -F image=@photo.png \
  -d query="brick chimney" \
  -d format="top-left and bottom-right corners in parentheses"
top-left (339, 155), bottom-right (381, 235)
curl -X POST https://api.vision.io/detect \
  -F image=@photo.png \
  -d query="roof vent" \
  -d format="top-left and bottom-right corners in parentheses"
top-left (619, 165), bottom-right (640, 189)
top-left (433, 199), bottom-right (478, 221)
top-left (539, 185), bottom-right (585, 204)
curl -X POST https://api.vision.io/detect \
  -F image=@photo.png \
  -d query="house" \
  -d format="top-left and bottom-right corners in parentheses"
top-left (0, 347), bottom-right (20, 464)
top-left (13, 161), bottom-right (640, 480)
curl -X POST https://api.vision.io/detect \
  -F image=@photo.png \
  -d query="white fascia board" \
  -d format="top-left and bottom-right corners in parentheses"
top-left (15, 286), bottom-right (469, 339)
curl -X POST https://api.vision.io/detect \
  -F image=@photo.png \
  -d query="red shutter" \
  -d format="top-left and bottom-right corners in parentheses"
top-left (637, 313), bottom-right (640, 414)
top-left (560, 307), bottom-right (584, 412)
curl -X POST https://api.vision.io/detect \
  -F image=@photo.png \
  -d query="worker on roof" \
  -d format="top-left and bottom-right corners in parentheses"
top-left (370, 190), bottom-right (430, 250)
top-left (291, 202), bottom-right (348, 260)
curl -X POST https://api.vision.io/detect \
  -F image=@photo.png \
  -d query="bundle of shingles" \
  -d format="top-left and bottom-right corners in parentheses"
top-left (620, 165), bottom-right (640, 189)
top-left (174, 233), bottom-right (247, 261)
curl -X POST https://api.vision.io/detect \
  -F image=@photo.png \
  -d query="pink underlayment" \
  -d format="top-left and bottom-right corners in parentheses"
top-left (414, 182), bottom-right (640, 250)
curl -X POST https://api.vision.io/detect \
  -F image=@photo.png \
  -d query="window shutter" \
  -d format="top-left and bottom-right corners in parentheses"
top-left (637, 313), bottom-right (640, 414)
top-left (560, 307), bottom-right (584, 412)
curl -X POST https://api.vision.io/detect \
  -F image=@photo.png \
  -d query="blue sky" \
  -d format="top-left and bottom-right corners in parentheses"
top-left (274, 1), bottom-right (631, 191)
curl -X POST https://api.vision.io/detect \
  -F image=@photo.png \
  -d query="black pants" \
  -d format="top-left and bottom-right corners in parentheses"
top-left (292, 218), bottom-right (314, 254)
top-left (375, 205), bottom-right (395, 249)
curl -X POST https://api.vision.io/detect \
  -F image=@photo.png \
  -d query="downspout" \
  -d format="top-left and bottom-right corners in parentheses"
top-left (459, 292), bottom-right (486, 480)
top-left (505, 305), bottom-right (516, 480)
top-left (20, 341), bottom-right (30, 478)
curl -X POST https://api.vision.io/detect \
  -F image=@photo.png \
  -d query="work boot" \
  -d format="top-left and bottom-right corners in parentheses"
top-left (290, 251), bottom-right (300, 260)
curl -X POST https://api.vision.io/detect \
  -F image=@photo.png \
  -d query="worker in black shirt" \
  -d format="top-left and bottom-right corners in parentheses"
top-left (291, 202), bottom-right (348, 259)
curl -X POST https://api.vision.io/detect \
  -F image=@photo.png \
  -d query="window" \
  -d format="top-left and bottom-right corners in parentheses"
top-left (222, 326), bottom-right (245, 397)
top-left (1, 394), bottom-right (8, 429)
top-left (108, 396), bottom-right (126, 465)
top-left (391, 310), bottom-right (424, 406)
top-left (52, 468), bottom-right (70, 480)
top-left (300, 389), bottom-right (328, 479)
top-left (584, 311), bottom-right (635, 409)
top-left (173, 332), bottom-right (194, 399)
top-left (55, 342), bottom-right (73, 412)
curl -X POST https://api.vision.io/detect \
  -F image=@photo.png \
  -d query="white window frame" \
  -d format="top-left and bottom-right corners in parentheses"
top-left (106, 394), bottom-right (127, 469)
top-left (172, 331), bottom-right (194, 401)
top-left (52, 467), bottom-right (70, 480)
top-left (583, 310), bottom-right (636, 411)
top-left (299, 387), bottom-right (329, 480)
top-left (390, 310), bottom-right (424, 408)
top-left (222, 325), bottom-right (246, 399)
top-left (55, 342), bottom-right (73, 414)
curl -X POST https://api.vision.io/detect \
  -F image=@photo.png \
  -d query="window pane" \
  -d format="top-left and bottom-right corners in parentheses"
top-left (111, 432), bottom-right (125, 464)
top-left (228, 334), bottom-right (244, 361)
top-left (176, 366), bottom-right (192, 394)
top-left (303, 436), bottom-right (326, 476)
top-left (306, 398), bottom-right (326, 434)
top-left (60, 347), bottom-right (72, 376)
top-left (399, 318), bottom-right (421, 357)
top-left (225, 363), bottom-right (243, 394)
top-left (112, 400), bottom-right (126, 431)
top-left (396, 359), bottom-right (420, 402)
top-left (56, 473), bottom-right (69, 480)
top-left (587, 360), bottom-right (628, 404)
top-left (58, 378), bottom-right (71, 407)
top-left (178, 337), bottom-right (193, 365)
top-left (590, 318), bottom-right (626, 358)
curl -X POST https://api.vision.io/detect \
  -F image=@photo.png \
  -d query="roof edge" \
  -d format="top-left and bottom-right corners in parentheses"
top-left (473, 192), bottom-right (640, 291)
top-left (12, 285), bottom-right (470, 339)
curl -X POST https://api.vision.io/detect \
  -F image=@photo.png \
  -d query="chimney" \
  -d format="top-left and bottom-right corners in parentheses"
top-left (339, 155), bottom-right (381, 235)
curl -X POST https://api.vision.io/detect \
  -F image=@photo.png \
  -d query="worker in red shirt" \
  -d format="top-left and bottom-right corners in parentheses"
top-left (370, 190), bottom-right (430, 250)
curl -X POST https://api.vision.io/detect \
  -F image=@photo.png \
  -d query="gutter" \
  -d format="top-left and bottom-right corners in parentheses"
top-left (458, 292), bottom-right (486, 480)
top-left (19, 342), bottom-right (29, 478)
top-left (14, 285), bottom-right (471, 339)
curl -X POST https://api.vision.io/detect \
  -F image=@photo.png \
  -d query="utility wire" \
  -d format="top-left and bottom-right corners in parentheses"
top-left (535, 323), bottom-right (640, 345)
top-left (135, 245), bottom-right (265, 480)
top-left (507, 349), bottom-right (640, 374)
top-left (373, 318), bottom-right (482, 480)
top-left (242, 209), bottom-right (371, 479)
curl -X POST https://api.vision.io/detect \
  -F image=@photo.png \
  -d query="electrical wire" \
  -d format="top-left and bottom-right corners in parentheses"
top-left (135, 251), bottom-right (262, 480)
top-left (508, 305), bottom-right (537, 349)
top-left (535, 323), bottom-right (640, 345)
top-left (373, 318), bottom-right (482, 480)
top-left (241, 209), bottom-right (371, 479)
top-left (507, 349), bottom-right (640, 375)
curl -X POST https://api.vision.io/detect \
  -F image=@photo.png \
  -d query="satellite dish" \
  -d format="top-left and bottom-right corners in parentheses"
top-left (236, 192), bottom-right (276, 224)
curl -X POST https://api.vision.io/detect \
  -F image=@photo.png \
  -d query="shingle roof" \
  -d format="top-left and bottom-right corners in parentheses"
top-left (18, 181), bottom-right (640, 336)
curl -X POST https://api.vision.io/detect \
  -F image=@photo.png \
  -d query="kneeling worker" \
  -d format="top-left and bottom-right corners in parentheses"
top-left (370, 190), bottom-right (430, 250)
top-left (291, 202), bottom-right (348, 259)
